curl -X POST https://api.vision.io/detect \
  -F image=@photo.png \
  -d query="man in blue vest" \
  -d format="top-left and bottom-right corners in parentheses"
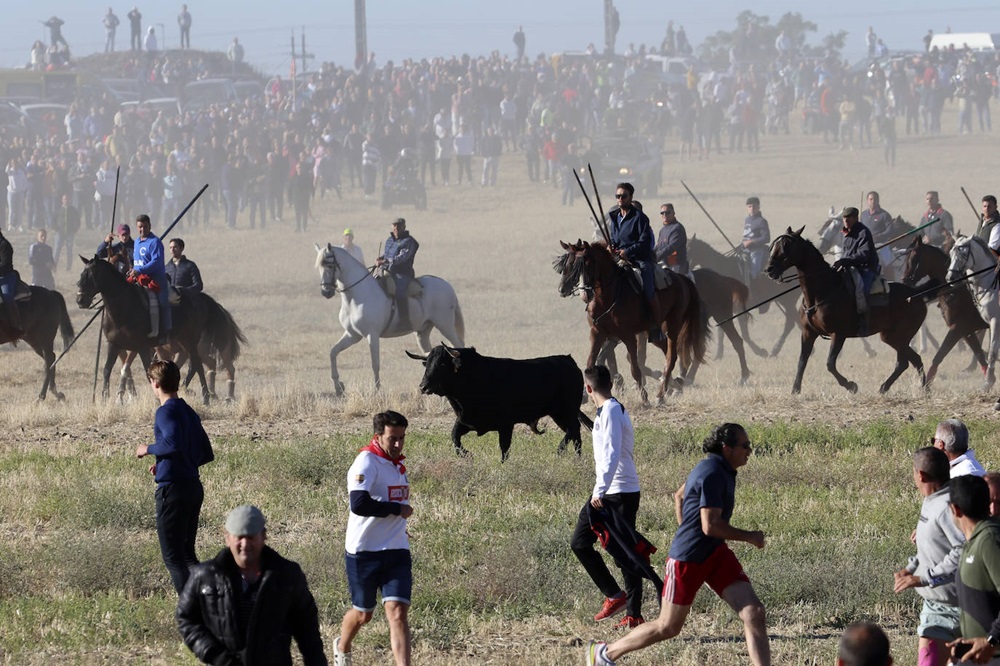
top-left (607, 183), bottom-right (661, 339)
top-left (376, 218), bottom-right (419, 331)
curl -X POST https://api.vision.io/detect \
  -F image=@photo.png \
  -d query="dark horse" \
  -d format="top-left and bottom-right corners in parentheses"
top-left (901, 236), bottom-right (988, 386)
top-left (555, 240), bottom-right (709, 402)
top-left (1, 286), bottom-right (74, 400)
top-left (593, 268), bottom-right (752, 387)
top-left (766, 227), bottom-right (927, 394)
top-left (76, 256), bottom-right (212, 405)
top-left (687, 236), bottom-right (800, 357)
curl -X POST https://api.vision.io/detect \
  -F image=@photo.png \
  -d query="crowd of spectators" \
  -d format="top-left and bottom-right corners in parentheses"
top-left (4, 20), bottom-right (1000, 255)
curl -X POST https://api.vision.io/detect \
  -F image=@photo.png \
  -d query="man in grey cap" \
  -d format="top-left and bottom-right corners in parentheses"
top-left (741, 197), bottom-right (770, 282)
top-left (833, 205), bottom-right (879, 335)
top-left (177, 505), bottom-right (328, 665)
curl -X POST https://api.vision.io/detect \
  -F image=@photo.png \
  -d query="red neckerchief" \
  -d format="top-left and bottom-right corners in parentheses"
top-left (362, 436), bottom-right (406, 474)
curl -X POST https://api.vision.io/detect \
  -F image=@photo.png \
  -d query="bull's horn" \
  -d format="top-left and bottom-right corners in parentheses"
top-left (405, 350), bottom-right (427, 361)
top-left (440, 343), bottom-right (460, 359)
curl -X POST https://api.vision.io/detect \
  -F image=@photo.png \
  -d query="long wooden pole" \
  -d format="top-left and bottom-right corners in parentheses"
top-left (680, 180), bottom-right (738, 252)
top-left (93, 166), bottom-right (121, 402)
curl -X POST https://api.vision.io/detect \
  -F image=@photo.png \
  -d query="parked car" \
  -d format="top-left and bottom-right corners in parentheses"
top-left (182, 79), bottom-right (239, 112)
top-left (119, 97), bottom-right (182, 122)
top-left (0, 102), bottom-right (32, 139)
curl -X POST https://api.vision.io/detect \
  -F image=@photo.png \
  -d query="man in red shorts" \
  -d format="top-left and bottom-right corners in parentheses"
top-left (587, 422), bottom-right (771, 666)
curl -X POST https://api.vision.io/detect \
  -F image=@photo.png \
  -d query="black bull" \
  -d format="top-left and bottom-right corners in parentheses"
top-left (407, 345), bottom-right (594, 461)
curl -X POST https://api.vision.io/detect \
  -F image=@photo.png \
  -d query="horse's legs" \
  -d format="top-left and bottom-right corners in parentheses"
top-left (658, 333), bottom-right (679, 404)
top-left (416, 325), bottom-right (433, 354)
top-left (102, 342), bottom-right (119, 399)
top-left (721, 320), bottom-right (751, 385)
top-left (596, 339), bottom-right (621, 386)
top-left (984, 317), bottom-right (1000, 391)
top-left (714, 326), bottom-right (725, 360)
top-left (621, 335), bottom-right (647, 404)
top-left (367, 335), bottom-right (381, 391)
top-left (825, 334), bottom-right (857, 393)
top-left (880, 340), bottom-right (923, 394)
top-left (123, 351), bottom-right (138, 396)
top-left (919, 323), bottom-right (940, 353)
top-left (740, 315), bottom-right (768, 357)
top-left (792, 329), bottom-right (818, 394)
top-left (770, 305), bottom-right (800, 357)
top-left (927, 329), bottom-right (980, 386)
top-left (433, 316), bottom-right (465, 348)
top-left (329, 331), bottom-right (363, 396)
top-left (184, 346), bottom-right (211, 406)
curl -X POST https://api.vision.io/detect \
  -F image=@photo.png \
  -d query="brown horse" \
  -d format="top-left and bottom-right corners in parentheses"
top-left (765, 227), bottom-right (927, 394)
top-left (0, 286), bottom-right (74, 400)
top-left (901, 236), bottom-right (988, 386)
top-left (595, 268), bottom-right (752, 387)
top-left (556, 240), bottom-right (709, 402)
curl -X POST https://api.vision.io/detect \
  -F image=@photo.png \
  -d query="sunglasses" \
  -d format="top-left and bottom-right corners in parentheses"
top-left (615, 193), bottom-right (629, 199)
top-left (660, 211), bottom-right (672, 216)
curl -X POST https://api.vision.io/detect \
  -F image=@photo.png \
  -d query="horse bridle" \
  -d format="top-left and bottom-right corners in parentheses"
top-left (321, 250), bottom-right (371, 294)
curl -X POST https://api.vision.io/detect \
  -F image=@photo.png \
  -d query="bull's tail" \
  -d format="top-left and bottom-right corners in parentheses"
top-left (678, 281), bottom-right (710, 369)
top-left (527, 419), bottom-right (547, 435)
top-left (577, 411), bottom-right (593, 431)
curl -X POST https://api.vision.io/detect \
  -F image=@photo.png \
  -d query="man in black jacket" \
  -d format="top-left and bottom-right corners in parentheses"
top-left (177, 505), bottom-right (328, 666)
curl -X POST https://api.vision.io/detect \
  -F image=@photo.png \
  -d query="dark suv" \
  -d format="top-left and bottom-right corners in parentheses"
top-left (587, 134), bottom-right (663, 199)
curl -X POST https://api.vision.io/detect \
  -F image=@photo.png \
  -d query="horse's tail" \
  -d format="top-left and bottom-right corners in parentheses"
top-left (453, 299), bottom-right (466, 345)
top-left (729, 276), bottom-right (752, 323)
top-left (679, 279), bottom-right (710, 368)
top-left (200, 293), bottom-right (247, 363)
top-left (55, 291), bottom-right (75, 351)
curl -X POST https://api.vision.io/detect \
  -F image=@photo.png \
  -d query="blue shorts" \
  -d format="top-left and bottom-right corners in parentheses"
top-left (345, 549), bottom-right (412, 612)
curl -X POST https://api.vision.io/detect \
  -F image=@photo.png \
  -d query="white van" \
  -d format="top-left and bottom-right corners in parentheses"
top-left (928, 32), bottom-right (1000, 53)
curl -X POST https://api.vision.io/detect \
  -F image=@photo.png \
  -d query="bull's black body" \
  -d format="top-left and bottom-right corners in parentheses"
top-left (409, 345), bottom-right (593, 461)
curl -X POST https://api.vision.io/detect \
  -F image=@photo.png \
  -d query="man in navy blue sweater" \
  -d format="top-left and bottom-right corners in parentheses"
top-left (136, 360), bottom-right (214, 594)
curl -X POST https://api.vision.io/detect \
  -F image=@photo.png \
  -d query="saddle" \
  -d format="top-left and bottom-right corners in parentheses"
top-left (14, 277), bottom-right (30, 302)
top-left (627, 265), bottom-right (680, 293)
top-left (377, 275), bottom-right (423, 299)
top-left (844, 267), bottom-right (889, 311)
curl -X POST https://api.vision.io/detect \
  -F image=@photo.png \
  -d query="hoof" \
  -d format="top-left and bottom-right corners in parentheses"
top-left (54, 392), bottom-right (66, 402)
top-left (994, 400), bottom-right (1000, 412)
top-left (455, 447), bottom-right (471, 458)
top-left (866, 348), bottom-right (877, 359)
top-left (753, 348), bottom-right (768, 358)
top-left (847, 382), bottom-right (858, 393)
top-left (738, 375), bottom-right (750, 387)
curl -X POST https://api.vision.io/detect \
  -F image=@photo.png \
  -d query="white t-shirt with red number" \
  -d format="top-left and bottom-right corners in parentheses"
top-left (345, 450), bottom-right (410, 555)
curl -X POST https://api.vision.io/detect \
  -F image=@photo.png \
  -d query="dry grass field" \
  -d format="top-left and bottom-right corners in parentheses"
top-left (2, 108), bottom-right (1000, 664)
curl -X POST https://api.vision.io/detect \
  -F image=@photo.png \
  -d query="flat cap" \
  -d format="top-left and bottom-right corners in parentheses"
top-left (224, 505), bottom-right (266, 536)
top-left (840, 206), bottom-right (859, 218)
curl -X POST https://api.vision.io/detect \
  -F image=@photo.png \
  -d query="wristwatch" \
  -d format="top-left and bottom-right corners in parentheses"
top-left (987, 634), bottom-right (1000, 648)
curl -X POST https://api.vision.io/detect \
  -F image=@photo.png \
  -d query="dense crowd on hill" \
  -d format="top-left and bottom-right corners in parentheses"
top-left (2, 18), bottom-right (999, 265)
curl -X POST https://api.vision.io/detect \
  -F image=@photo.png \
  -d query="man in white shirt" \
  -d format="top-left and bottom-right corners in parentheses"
top-left (933, 419), bottom-right (986, 478)
top-left (336, 410), bottom-right (413, 666)
top-left (572, 365), bottom-right (660, 629)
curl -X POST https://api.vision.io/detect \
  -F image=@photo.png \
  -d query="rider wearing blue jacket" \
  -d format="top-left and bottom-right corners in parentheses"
top-left (607, 183), bottom-right (660, 337)
top-left (377, 218), bottom-right (419, 330)
top-left (833, 206), bottom-right (879, 335)
top-left (130, 214), bottom-right (171, 340)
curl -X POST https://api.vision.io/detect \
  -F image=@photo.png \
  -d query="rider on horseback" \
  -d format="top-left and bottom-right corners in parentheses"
top-left (741, 196), bottom-right (770, 282)
top-left (129, 214), bottom-right (171, 342)
top-left (833, 206), bottom-right (879, 336)
top-left (607, 183), bottom-right (661, 340)
top-left (376, 218), bottom-right (419, 330)
top-left (0, 228), bottom-right (23, 334)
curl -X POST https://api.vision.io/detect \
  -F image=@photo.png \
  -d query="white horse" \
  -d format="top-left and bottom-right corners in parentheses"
top-left (314, 243), bottom-right (465, 395)
top-left (947, 234), bottom-right (1000, 390)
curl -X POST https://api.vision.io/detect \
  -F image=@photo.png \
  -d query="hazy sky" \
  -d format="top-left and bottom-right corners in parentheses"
top-left (2, 1), bottom-right (998, 74)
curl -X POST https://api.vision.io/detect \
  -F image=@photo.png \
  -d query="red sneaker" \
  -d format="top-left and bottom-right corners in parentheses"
top-left (594, 592), bottom-right (627, 622)
top-left (615, 615), bottom-right (644, 629)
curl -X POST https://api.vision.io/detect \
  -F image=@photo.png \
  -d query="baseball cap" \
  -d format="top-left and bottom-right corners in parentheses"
top-left (225, 505), bottom-right (266, 536)
top-left (117, 223), bottom-right (130, 234)
top-left (343, 228), bottom-right (353, 236)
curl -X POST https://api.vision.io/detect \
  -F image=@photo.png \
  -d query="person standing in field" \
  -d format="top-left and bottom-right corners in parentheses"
top-left (176, 505), bottom-right (328, 664)
top-left (136, 359), bottom-right (214, 594)
top-left (572, 365), bottom-right (662, 629)
top-left (893, 447), bottom-right (964, 666)
top-left (946, 474), bottom-right (1000, 664)
top-left (587, 422), bottom-right (770, 666)
top-left (334, 410), bottom-right (413, 666)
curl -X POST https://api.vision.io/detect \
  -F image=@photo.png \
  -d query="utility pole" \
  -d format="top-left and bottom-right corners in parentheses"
top-left (603, 0), bottom-right (619, 56)
top-left (354, 0), bottom-right (367, 71)
top-left (290, 30), bottom-right (297, 108)
top-left (299, 28), bottom-right (315, 74)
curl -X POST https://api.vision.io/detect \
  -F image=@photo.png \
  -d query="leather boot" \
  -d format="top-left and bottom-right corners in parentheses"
top-left (397, 296), bottom-right (411, 331)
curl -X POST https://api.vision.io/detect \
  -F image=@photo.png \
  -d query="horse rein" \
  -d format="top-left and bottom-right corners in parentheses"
top-left (322, 253), bottom-right (372, 293)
